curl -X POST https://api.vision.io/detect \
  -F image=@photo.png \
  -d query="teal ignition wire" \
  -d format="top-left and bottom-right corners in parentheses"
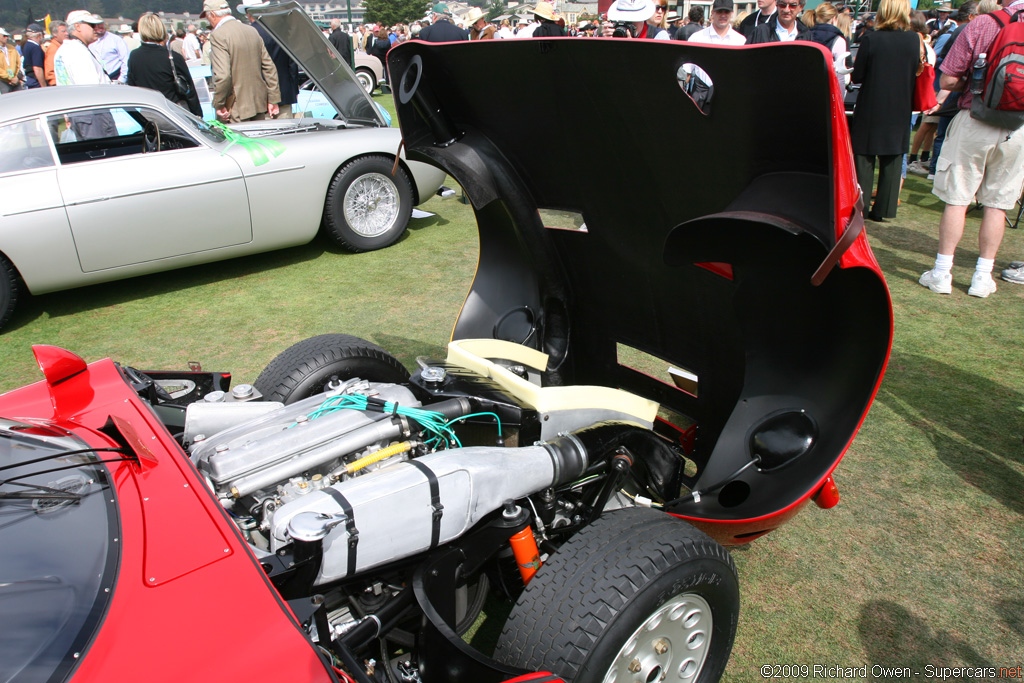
top-left (444, 411), bottom-right (503, 436)
top-left (296, 393), bottom-right (461, 448)
top-left (294, 396), bottom-right (504, 451)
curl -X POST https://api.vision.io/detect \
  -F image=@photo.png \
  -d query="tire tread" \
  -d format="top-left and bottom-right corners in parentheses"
top-left (254, 334), bottom-right (408, 404)
top-left (0, 255), bottom-right (19, 331)
top-left (495, 508), bottom-right (737, 681)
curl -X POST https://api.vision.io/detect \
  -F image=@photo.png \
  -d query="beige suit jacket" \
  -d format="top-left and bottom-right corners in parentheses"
top-left (211, 18), bottom-right (280, 122)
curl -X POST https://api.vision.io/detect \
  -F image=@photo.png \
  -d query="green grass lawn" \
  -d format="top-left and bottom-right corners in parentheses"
top-left (0, 96), bottom-right (1021, 680)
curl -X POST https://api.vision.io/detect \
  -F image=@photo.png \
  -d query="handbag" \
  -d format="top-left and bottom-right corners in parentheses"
top-left (913, 35), bottom-right (938, 112)
top-left (914, 63), bottom-right (938, 111)
top-left (167, 45), bottom-right (192, 100)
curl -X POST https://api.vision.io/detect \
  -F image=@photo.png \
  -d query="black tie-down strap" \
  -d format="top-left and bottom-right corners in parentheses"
top-left (323, 487), bottom-right (359, 577)
top-left (406, 459), bottom-right (444, 549)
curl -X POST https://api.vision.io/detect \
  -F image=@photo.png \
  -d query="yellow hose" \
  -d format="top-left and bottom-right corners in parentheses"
top-left (346, 441), bottom-right (413, 475)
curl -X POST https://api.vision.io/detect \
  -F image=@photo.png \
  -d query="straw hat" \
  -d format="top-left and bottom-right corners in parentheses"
top-left (533, 1), bottom-right (556, 20)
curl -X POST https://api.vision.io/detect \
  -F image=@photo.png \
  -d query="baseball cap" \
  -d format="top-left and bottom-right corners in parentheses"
top-left (433, 3), bottom-right (450, 14)
top-left (712, 0), bottom-right (734, 12)
top-left (607, 0), bottom-right (656, 22)
top-left (0, 28), bottom-right (9, 36)
top-left (65, 11), bottom-right (103, 25)
top-left (26, 22), bottom-right (44, 32)
top-left (200, 0), bottom-right (230, 17)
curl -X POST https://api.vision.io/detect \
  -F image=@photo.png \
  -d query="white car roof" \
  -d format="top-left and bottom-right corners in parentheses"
top-left (0, 85), bottom-right (179, 124)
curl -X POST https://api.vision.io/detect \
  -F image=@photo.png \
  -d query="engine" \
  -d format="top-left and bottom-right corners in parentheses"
top-left (184, 377), bottom-right (593, 585)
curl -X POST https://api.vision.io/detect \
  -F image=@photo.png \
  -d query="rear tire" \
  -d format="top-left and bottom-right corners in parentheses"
top-left (495, 508), bottom-right (739, 683)
top-left (0, 255), bottom-right (21, 332)
top-left (322, 155), bottom-right (414, 252)
top-left (254, 334), bottom-right (409, 404)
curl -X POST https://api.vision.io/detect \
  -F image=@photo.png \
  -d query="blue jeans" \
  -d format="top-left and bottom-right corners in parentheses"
top-left (929, 115), bottom-right (954, 176)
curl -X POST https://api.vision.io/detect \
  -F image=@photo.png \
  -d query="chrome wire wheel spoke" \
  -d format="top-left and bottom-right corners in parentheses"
top-left (343, 172), bottom-right (400, 237)
top-left (602, 593), bottom-right (712, 683)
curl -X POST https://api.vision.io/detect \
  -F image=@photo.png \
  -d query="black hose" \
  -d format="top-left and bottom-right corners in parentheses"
top-left (662, 456), bottom-right (762, 507)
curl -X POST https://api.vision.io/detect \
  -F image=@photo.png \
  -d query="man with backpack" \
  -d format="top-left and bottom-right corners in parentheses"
top-left (919, 0), bottom-right (1024, 298)
top-left (924, 1), bottom-right (979, 179)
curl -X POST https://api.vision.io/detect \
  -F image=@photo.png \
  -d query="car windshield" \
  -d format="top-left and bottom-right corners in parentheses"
top-left (175, 108), bottom-right (231, 144)
top-left (0, 420), bottom-right (118, 683)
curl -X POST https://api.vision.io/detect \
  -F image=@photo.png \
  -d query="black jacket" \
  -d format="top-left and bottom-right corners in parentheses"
top-left (255, 22), bottom-right (299, 107)
top-left (369, 37), bottom-right (391, 63)
top-left (126, 42), bottom-right (202, 117)
top-left (675, 22), bottom-right (702, 41)
top-left (739, 8), bottom-right (776, 40)
top-left (533, 21), bottom-right (566, 37)
top-left (849, 28), bottom-right (919, 155)
top-left (418, 18), bottom-right (468, 42)
top-left (329, 28), bottom-right (353, 66)
top-left (746, 14), bottom-right (810, 44)
top-left (808, 22), bottom-right (844, 51)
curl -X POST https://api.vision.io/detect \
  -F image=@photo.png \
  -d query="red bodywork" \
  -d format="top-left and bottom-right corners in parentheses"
top-left (0, 347), bottom-right (336, 683)
top-left (2, 346), bottom-right (565, 683)
top-left (675, 54), bottom-right (891, 546)
top-left (389, 38), bottom-right (894, 549)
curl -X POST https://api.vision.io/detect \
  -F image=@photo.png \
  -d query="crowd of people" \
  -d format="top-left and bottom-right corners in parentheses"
top-left (1, 0), bottom-right (1022, 295)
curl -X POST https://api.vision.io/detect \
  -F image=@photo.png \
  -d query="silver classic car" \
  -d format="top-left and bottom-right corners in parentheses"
top-left (0, 3), bottom-right (445, 332)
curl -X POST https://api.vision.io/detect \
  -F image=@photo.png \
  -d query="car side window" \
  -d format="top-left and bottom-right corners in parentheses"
top-left (0, 119), bottom-right (55, 175)
top-left (46, 106), bottom-right (199, 165)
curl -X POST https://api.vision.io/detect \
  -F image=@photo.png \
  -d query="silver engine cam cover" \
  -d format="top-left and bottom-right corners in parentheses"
top-left (189, 382), bottom-right (420, 496)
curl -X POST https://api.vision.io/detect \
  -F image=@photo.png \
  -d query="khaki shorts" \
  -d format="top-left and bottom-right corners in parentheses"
top-left (932, 110), bottom-right (1024, 211)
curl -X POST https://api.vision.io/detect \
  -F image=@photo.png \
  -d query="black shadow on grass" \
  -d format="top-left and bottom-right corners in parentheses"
top-left (5, 240), bottom-right (331, 334)
top-left (996, 598), bottom-right (1024, 637)
top-left (875, 351), bottom-right (1024, 515)
top-left (858, 601), bottom-right (988, 676)
top-left (898, 177), bottom-right (947, 214)
top-left (408, 211), bottom-right (452, 233)
top-left (317, 213), bottom-right (452, 256)
top-left (372, 332), bottom-right (449, 371)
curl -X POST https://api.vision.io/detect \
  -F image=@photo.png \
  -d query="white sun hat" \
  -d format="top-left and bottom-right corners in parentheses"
top-left (606, 0), bottom-right (656, 22)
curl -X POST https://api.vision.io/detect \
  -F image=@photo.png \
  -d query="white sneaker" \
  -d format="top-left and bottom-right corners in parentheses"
top-left (907, 160), bottom-right (929, 176)
top-left (1002, 264), bottom-right (1024, 284)
top-left (968, 272), bottom-right (997, 298)
top-left (919, 269), bottom-right (952, 294)
top-left (927, 173), bottom-right (936, 181)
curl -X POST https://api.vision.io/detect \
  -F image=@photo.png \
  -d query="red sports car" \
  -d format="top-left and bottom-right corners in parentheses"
top-left (0, 33), bottom-right (890, 683)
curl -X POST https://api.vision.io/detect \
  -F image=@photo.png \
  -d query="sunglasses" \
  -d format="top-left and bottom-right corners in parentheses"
top-left (654, 4), bottom-right (668, 9)
top-left (777, 2), bottom-right (801, 7)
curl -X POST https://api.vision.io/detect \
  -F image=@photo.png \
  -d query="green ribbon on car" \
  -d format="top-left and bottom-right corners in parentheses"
top-left (210, 121), bottom-right (286, 167)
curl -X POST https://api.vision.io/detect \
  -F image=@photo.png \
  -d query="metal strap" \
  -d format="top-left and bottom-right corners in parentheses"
top-left (407, 459), bottom-right (444, 549)
top-left (323, 487), bottom-right (359, 577)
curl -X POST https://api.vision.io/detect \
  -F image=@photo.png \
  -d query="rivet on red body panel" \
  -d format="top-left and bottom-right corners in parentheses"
top-left (814, 476), bottom-right (840, 509)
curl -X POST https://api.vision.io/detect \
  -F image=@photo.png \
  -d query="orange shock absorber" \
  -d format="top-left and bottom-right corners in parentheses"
top-left (509, 527), bottom-right (542, 585)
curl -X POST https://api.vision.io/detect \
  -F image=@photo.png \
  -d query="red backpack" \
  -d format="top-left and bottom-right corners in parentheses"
top-left (972, 8), bottom-right (1024, 128)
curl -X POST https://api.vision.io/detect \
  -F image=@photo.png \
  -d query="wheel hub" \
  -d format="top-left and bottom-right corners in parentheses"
top-left (602, 593), bottom-right (712, 683)
top-left (343, 172), bottom-right (400, 237)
